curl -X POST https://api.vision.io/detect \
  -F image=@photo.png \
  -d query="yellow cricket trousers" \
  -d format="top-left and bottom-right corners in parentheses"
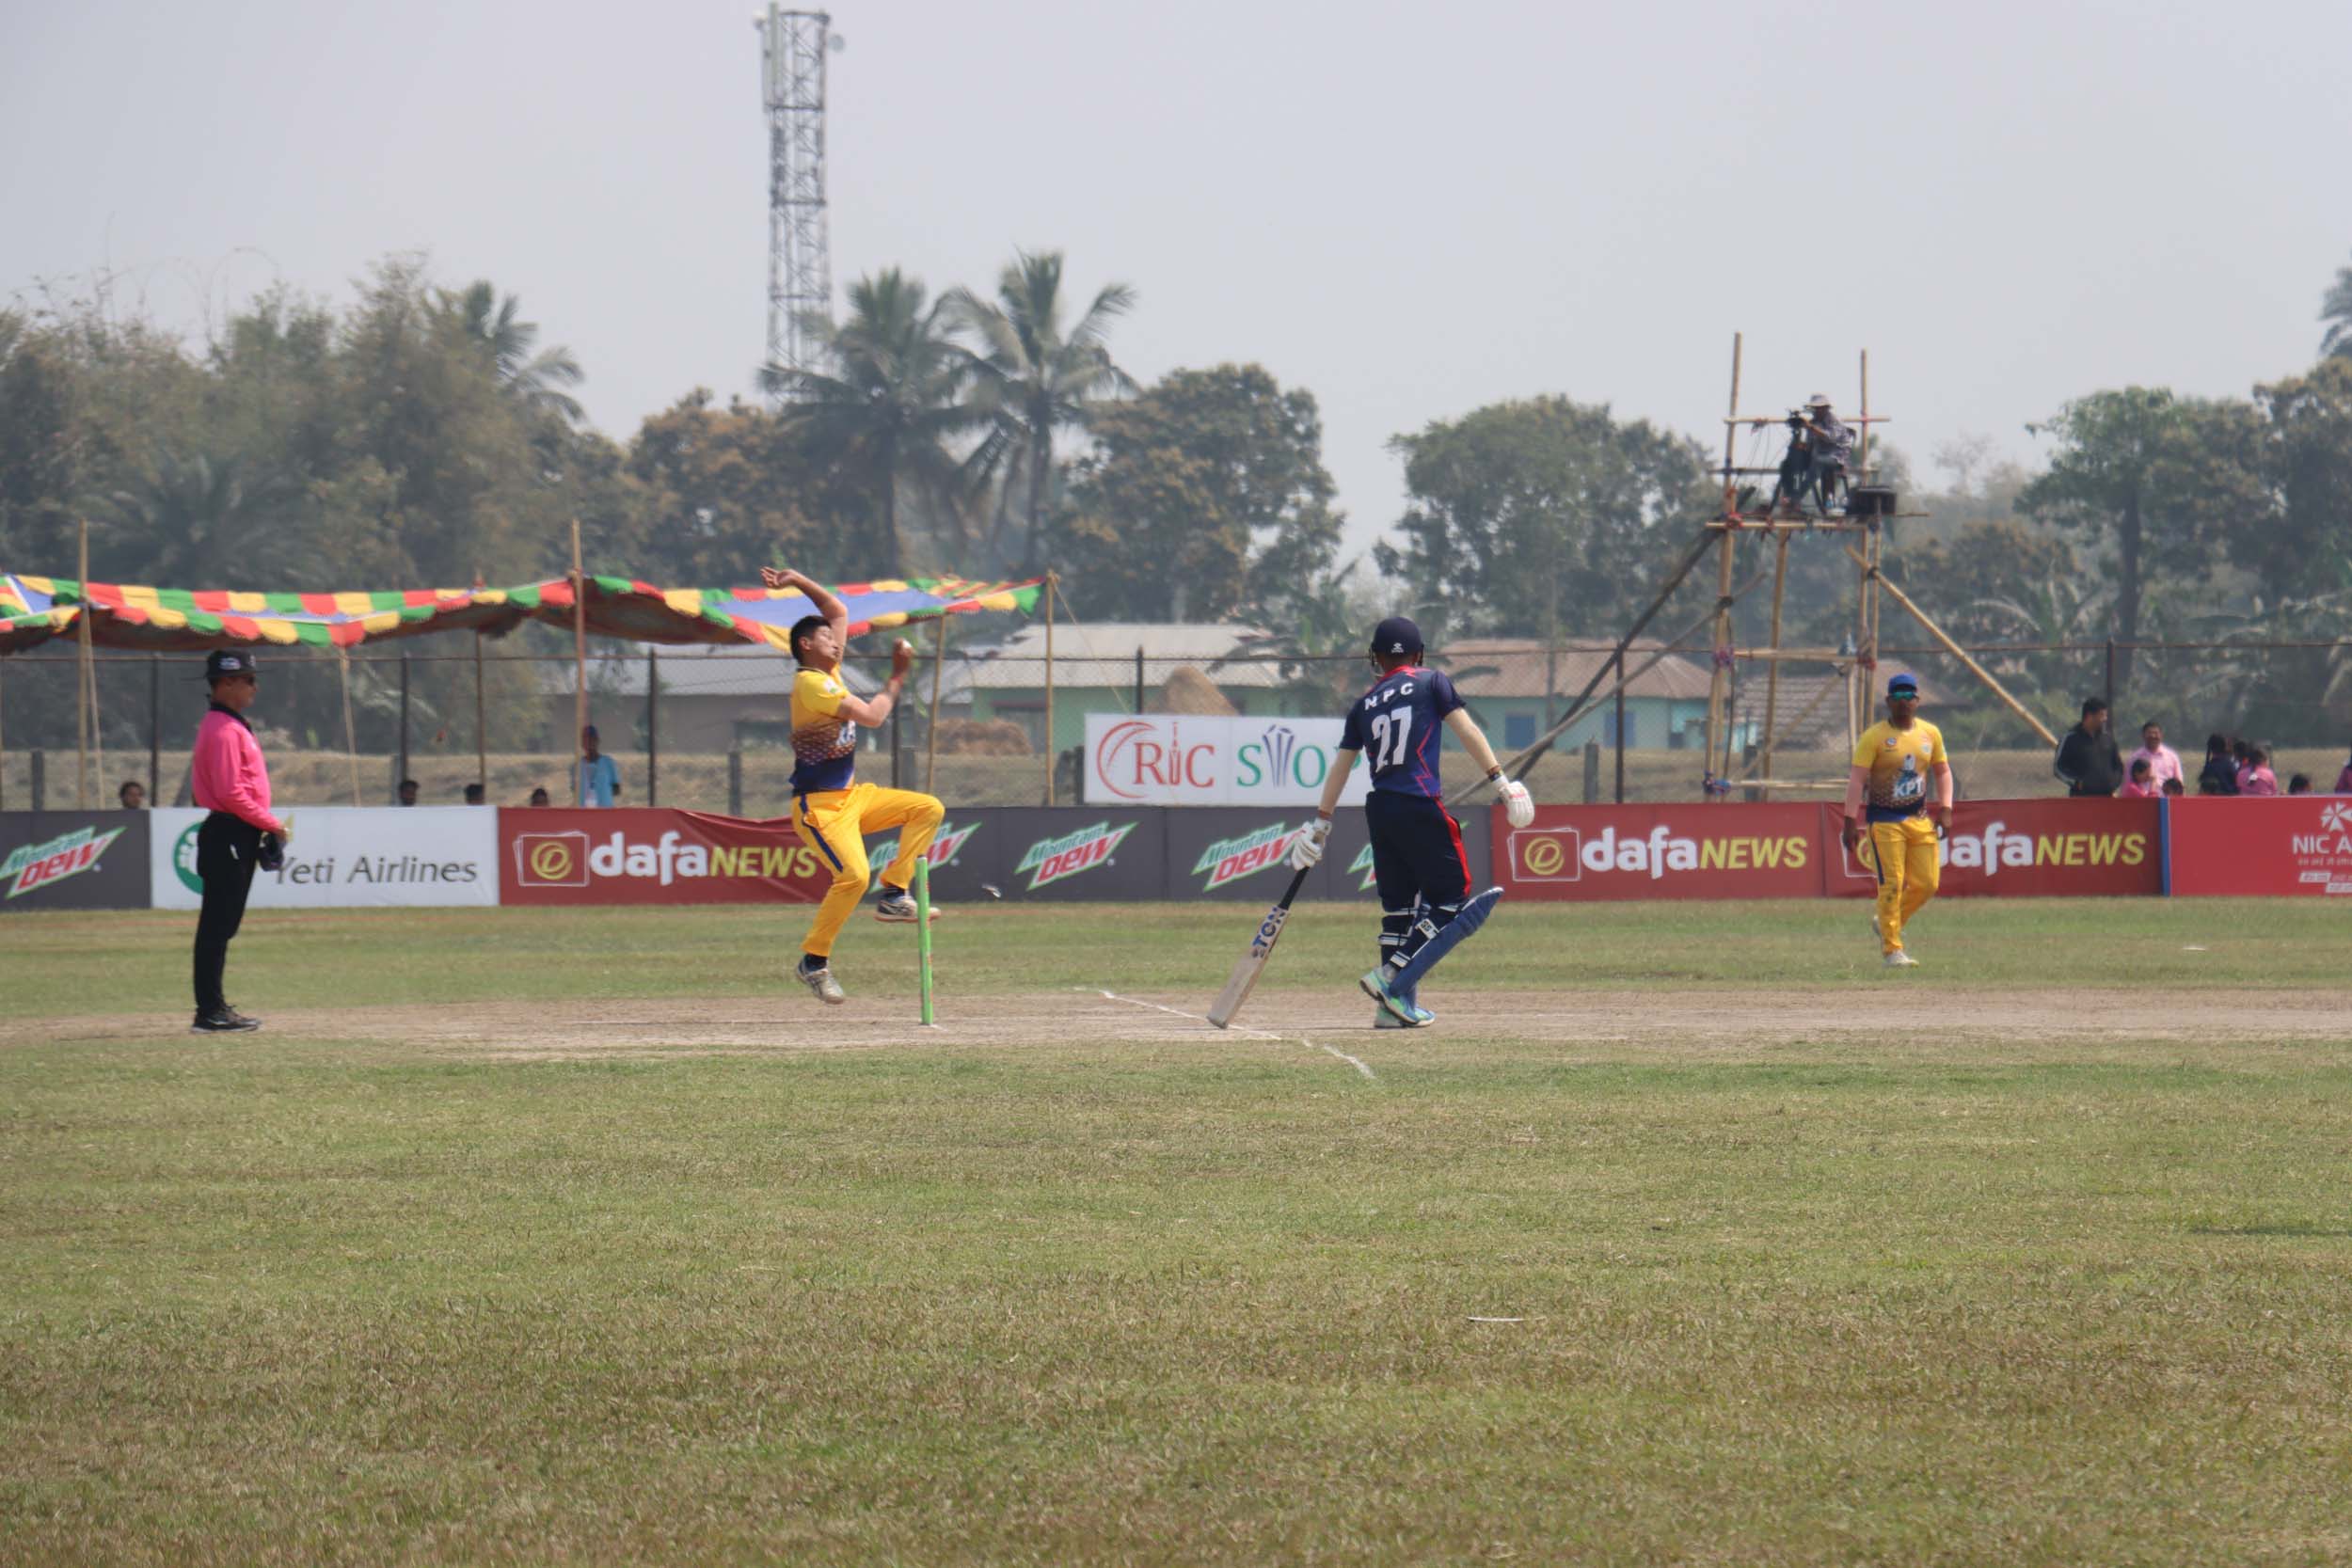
top-left (790, 783), bottom-right (945, 958)
top-left (1867, 816), bottom-right (1941, 954)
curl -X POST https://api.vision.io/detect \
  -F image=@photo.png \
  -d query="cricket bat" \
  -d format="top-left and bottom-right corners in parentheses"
top-left (1207, 865), bottom-right (1311, 1029)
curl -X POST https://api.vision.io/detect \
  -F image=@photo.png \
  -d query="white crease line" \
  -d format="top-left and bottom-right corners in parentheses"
top-left (1089, 989), bottom-right (1377, 1082)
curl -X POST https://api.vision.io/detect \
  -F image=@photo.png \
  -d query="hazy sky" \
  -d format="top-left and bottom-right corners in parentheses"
top-left (7, 0), bottom-right (2347, 567)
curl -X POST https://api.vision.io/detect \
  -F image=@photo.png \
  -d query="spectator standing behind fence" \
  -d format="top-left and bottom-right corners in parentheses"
top-left (2119, 758), bottom-right (2157, 799)
top-left (2336, 746), bottom-right (2352, 794)
top-left (2288, 773), bottom-right (2312, 796)
top-left (2198, 735), bottom-right (2238, 795)
top-left (2054, 698), bottom-right (2123, 797)
top-left (463, 783), bottom-right (485, 805)
top-left (578, 725), bottom-right (621, 807)
top-left (2125, 722), bottom-right (2184, 792)
top-left (2239, 744), bottom-right (2280, 797)
top-left (189, 651), bottom-right (291, 1034)
top-left (397, 778), bottom-right (419, 806)
top-left (528, 786), bottom-right (551, 807)
top-left (118, 780), bottom-right (145, 809)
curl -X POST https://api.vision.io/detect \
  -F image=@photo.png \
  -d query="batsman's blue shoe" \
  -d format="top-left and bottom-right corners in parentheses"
top-left (874, 888), bottom-right (939, 924)
top-left (1375, 1002), bottom-right (1436, 1029)
top-left (1359, 967), bottom-right (1415, 1023)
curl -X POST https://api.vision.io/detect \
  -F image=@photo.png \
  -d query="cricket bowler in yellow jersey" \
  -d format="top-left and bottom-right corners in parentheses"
top-left (763, 567), bottom-right (945, 1005)
top-left (1841, 670), bottom-right (1953, 969)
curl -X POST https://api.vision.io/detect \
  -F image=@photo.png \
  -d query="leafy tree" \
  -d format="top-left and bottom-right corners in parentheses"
top-left (953, 250), bottom-right (1136, 573)
top-left (1376, 396), bottom-right (1712, 643)
top-left (2246, 358), bottom-right (2352, 598)
top-left (2018, 388), bottom-right (2268, 695)
top-left (623, 389), bottom-right (864, 584)
top-left (760, 269), bottom-right (979, 578)
top-left (1061, 364), bottom-right (1343, 621)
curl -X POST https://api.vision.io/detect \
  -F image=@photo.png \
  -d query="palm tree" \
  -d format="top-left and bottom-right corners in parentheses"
top-left (952, 251), bottom-right (1136, 574)
top-left (759, 269), bottom-right (978, 578)
top-left (2324, 254), bottom-right (2352, 361)
top-left (447, 281), bottom-right (586, 425)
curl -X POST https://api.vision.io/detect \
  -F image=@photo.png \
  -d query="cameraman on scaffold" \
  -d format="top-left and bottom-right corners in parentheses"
top-left (1770, 392), bottom-right (1855, 515)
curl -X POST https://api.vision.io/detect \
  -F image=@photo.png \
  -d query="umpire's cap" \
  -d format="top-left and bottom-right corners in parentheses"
top-left (204, 650), bottom-right (257, 681)
top-left (1370, 616), bottom-right (1423, 657)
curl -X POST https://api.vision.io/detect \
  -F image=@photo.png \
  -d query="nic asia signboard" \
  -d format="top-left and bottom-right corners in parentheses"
top-left (2169, 797), bottom-right (2352, 896)
top-left (1085, 715), bottom-right (1372, 808)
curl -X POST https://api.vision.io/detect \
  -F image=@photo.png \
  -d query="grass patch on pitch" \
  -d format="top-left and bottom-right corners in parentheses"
top-left (5, 895), bottom-right (2347, 1019)
top-left (5, 1027), bottom-right (2352, 1563)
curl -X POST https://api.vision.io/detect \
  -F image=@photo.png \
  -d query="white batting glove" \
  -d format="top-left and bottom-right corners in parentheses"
top-left (1288, 818), bottom-right (1330, 871)
top-left (1498, 777), bottom-right (1534, 828)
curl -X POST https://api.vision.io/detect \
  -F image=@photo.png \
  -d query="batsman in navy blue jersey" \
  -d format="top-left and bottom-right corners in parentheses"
top-left (1291, 616), bottom-right (1537, 1027)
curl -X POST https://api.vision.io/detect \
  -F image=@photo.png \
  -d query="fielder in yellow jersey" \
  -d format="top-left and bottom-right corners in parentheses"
top-left (1841, 671), bottom-right (1953, 969)
top-left (762, 567), bottom-right (944, 1005)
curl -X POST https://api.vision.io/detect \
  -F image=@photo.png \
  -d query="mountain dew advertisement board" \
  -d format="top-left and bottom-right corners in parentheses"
top-left (0, 813), bottom-right (149, 911)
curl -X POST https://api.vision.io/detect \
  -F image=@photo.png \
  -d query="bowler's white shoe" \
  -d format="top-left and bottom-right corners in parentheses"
top-left (1882, 949), bottom-right (1919, 969)
top-left (796, 957), bottom-right (848, 1003)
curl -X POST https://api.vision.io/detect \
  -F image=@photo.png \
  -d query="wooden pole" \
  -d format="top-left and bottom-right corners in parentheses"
top-left (1502, 567), bottom-right (1769, 789)
top-left (1846, 546), bottom-right (2059, 747)
top-left (1505, 533), bottom-right (1731, 784)
top-left (337, 647), bottom-right (362, 806)
top-left (1760, 531), bottom-right (1790, 788)
top-left (472, 568), bottom-right (488, 793)
top-left (570, 520), bottom-right (588, 805)
top-left (0, 657), bottom-right (8, 810)
top-left (1703, 336), bottom-right (1742, 789)
top-left (924, 612), bottom-right (948, 795)
top-left (76, 520), bottom-right (93, 809)
top-left (647, 647), bottom-right (660, 808)
top-left (148, 653), bottom-right (161, 804)
top-left (1042, 572), bottom-right (1057, 805)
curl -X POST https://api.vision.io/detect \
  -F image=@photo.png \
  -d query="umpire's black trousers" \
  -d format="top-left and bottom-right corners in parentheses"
top-left (193, 812), bottom-right (262, 1014)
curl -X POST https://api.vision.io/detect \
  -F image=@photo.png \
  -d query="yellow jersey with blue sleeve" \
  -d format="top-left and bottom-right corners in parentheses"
top-left (1851, 719), bottom-right (1946, 823)
top-left (790, 666), bottom-right (858, 794)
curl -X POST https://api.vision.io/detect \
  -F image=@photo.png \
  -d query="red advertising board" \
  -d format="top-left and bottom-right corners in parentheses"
top-left (1818, 799), bottom-right (2160, 899)
top-left (2169, 796), bottom-right (2352, 897)
top-left (1495, 804), bottom-right (1823, 901)
top-left (501, 809), bottom-right (833, 906)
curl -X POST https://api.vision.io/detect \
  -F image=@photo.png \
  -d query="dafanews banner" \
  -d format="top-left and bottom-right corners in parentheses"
top-left (1085, 715), bottom-right (1372, 807)
top-left (0, 812), bottom-right (151, 911)
top-left (1819, 799), bottom-right (2159, 899)
top-left (501, 809), bottom-right (833, 906)
top-left (151, 807), bottom-right (499, 910)
top-left (1498, 805), bottom-right (1820, 902)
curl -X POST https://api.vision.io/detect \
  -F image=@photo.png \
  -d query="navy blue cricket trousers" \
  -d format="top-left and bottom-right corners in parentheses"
top-left (1363, 791), bottom-right (1472, 912)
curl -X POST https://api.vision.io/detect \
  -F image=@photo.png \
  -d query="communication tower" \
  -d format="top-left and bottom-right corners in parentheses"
top-left (757, 6), bottom-right (836, 393)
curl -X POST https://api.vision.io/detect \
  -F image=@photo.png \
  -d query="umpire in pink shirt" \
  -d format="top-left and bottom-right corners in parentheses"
top-left (189, 650), bottom-right (292, 1032)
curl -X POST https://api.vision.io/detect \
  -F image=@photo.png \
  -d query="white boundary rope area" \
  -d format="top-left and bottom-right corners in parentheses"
top-left (1088, 989), bottom-right (1377, 1082)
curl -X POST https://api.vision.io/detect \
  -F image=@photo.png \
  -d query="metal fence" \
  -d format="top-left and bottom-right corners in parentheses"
top-left (1, 634), bottom-right (2345, 813)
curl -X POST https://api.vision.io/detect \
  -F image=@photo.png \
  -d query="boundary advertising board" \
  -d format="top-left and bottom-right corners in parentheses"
top-left (1498, 800), bottom-right (2162, 901)
top-left (0, 811), bottom-right (151, 911)
top-left (1085, 714), bottom-right (1372, 808)
top-left (151, 806), bottom-right (498, 910)
top-left (1819, 799), bottom-right (2159, 899)
top-left (2169, 797), bottom-right (2352, 896)
top-left (1498, 804), bottom-right (1821, 901)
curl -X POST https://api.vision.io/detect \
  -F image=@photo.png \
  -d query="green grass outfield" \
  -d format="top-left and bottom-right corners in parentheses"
top-left (5, 899), bottom-right (2352, 1565)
